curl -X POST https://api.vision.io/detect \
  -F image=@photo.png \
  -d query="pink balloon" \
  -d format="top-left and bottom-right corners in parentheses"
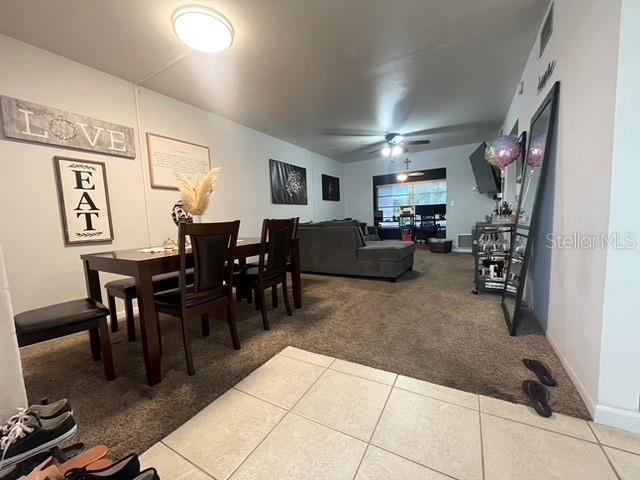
top-left (485, 136), bottom-right (520, 168)
top-left (528, 134), bottom-right (546, 167)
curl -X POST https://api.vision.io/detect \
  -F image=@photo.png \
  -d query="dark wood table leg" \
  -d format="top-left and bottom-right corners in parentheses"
top-left (83, 259), bottom-right (102, 302)
top-left (291, 239), bottom-right (302, 309)
top-left (83, 260), bottom-right (104, 359)
top-left (135, 265), bottom-right (162, 386)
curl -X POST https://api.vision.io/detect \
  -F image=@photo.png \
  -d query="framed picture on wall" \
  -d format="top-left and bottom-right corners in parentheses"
top-left (321, 174), bottom-right (340, 201)
top-left (146, 133), bottom-right (210, 190)
top-left (269, 159), bottom-right (308, 205)
top-left (54, 157), bottom-right (114, 245)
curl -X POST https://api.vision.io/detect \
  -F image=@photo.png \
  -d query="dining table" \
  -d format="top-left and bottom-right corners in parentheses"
top-left (81, 237), bottom-right (301, 386)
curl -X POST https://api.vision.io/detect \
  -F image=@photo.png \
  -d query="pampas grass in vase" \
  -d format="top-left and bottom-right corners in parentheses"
top-left (175, 167), bottom-right (221, 222)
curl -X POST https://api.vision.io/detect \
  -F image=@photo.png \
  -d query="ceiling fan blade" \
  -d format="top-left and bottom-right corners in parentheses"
top-left (320, 128), bottom-right (386, 138)
top-left (406, 140), bottom-right (431, 145)
top-left (403, 121), bottom-right (498, 138)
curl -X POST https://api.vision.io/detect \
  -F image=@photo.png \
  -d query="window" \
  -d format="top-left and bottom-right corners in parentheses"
top-left (376, 179), bottom-right (447, 220)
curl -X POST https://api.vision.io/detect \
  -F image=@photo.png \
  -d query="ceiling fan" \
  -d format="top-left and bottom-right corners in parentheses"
top-left (321, 129), bottom-right (432, 158)
top-left (373, 132), bottom-right (431, 158)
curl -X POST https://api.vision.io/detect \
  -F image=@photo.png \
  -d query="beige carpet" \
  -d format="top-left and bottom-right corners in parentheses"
top-left (19, 248), bottom-right (589, 458)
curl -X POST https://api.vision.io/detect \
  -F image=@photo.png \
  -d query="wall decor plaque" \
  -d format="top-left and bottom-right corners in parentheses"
top-left (1, 96), bottom-right (135, 158)
top-left (147, 133), bottom-right (211, 190)
top-left (54, 156), bottom-right (114, 245)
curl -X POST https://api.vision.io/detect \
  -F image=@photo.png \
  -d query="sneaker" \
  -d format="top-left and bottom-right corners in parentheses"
top-left (1, 400), bottom-right (72, 437)
top-left (0, 443), bottom-right (86, 480)
top-left (0, 412), bottom-right (77, 470)
top-left (66, 454), bottom-right (140, 480)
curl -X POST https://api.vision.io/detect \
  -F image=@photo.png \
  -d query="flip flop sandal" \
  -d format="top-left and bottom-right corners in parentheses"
top-left (523, 380), bottom-right (552, 418)
top-left (522, 359), bottom-right (557, 386)
top-left (25, 447), bottom-right (111, 480)
top-left (55, 446), bottom-right (111, 476)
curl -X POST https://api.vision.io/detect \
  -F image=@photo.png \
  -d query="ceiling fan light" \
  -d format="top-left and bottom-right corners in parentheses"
top-left (391, 134), bottom-right (404, 145)
top-left (391, 145), bottom-right (404, 157)
top-left (396, 173), bottom-right (408, 182)
top-left (172, 6), bottom-right (233, 53)
top-left (381, 146), bottom-right (392, 157)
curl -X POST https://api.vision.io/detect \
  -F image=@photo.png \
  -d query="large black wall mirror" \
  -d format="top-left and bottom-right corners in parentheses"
top-left (502, 81), bottom-right (560, 335)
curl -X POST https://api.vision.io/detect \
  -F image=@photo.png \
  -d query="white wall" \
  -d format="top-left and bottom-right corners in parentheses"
top-left (501, 0), bottom-right (622, 417)
top-left (136, 88), bottom-right (345, 244)
top-left (343, 144), bottom-right (496, 249)
top-left (0, 246), bottom-right (27, 418)
top-left (597, 0), bottom-right (640, 432)
top-left (0, 34), bottom-right (344, 315)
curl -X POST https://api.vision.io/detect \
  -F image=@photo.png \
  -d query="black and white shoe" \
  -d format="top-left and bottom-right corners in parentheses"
top-left (0, 411), bottom-right (77, 470)
top-left (132, 468), bottom-right (159, 480)
top-left (0, 443), bottom-right (86, 480)
top-left (1, 400), bottom-right (72, 438)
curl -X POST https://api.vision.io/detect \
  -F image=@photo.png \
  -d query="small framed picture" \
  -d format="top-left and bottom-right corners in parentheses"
top-left (321, 174), bottom-right (340, 201)
top-left (54, 156), bottom-right (114, 245)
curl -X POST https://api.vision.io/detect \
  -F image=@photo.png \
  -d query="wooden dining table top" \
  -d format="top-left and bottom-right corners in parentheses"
top-left (81, 237), bottom-right (264, 263)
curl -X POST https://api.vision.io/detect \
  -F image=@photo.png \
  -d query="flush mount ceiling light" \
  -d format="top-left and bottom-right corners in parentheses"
top-left (172, 6), bottom-right (233, 53)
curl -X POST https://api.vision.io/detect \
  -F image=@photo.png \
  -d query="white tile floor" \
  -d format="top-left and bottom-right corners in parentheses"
top-left (140, 346), bottom-right (640, 480)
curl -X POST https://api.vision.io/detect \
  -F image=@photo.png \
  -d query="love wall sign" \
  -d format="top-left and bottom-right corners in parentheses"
top-left (1, 96), bottom-right (136, 158)
top-left (54, 157), bottom-right (114, 245)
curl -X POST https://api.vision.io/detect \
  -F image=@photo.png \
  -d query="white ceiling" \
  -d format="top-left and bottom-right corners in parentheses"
top-left (0, 0), bottom-right (548, 162)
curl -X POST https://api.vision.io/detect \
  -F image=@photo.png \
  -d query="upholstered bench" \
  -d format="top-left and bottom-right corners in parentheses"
top-left (106, 271), bottom-right (193, 341)
top-left (14, 298), bottom-right (115, 380)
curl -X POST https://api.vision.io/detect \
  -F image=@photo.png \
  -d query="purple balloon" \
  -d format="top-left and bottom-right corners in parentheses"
top-left (528, 134), bottom-right (546, 167)
top-left (485, 136), bottom-right (520, 168)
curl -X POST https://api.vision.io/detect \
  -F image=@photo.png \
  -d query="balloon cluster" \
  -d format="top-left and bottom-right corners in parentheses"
top-left (527, 134), bottom-right (546, 167)
top-left (485, 136), bottom-right (520, 169)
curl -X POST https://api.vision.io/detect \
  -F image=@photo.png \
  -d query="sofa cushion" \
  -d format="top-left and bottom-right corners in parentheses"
top-left (357, 240), bottom-right (415, 262)
top-left (299, 220), bottom-right (365, 246)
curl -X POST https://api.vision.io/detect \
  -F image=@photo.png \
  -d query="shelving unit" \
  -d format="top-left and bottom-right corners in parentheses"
top-left (472, 221), bottom-right (515, 295)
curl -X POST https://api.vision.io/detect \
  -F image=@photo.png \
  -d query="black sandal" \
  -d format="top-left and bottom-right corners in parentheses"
top-left (522, 359), bottom-right (557, 386)
top-left (523, 380), bottom-right (552, 417)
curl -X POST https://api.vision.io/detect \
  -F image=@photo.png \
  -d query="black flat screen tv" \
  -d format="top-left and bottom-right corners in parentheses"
top-left (469, 142), bottom-right (501, 194)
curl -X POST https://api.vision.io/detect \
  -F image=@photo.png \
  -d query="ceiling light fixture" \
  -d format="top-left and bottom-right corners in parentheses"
top-left (390, 134), bottom-right (404, 145)
top-left (172, 6), bottom-right (234, 53)
top-left (391, 145), bottom-right (404, 157)
top-left (381, 145), bottom-right (392, 157)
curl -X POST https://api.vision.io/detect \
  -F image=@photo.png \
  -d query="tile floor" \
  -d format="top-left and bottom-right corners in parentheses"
top-left (140, 346), bottom-right (640, 480)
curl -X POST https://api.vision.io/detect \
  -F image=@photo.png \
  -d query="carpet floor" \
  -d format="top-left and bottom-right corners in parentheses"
top-left (20, 248), bottom-right (589, 458)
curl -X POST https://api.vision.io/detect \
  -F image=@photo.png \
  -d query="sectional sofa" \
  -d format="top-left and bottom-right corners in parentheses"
top-left (298, 220), bottom-right (415, 281)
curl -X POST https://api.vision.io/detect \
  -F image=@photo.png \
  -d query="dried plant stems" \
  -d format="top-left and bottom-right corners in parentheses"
top-left (175, 167), bottom-right (221, 216)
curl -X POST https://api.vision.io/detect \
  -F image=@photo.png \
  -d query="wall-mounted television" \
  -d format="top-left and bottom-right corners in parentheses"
top-left (469, 142), bottom-right (501, 194)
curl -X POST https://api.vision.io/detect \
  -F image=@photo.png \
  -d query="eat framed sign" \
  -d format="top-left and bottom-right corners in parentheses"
top-left (54, 157), bottom-right (114, 245)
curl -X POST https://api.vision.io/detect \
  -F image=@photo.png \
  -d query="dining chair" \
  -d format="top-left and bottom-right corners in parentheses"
top-left (236, 218), bottom-right (297, 330)
top-left (105, 271), bottom-right (194, 341)
top-left (153, 220), bottom-right (240, 375)
top-left (237, 217), bottom-right (299, 308)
